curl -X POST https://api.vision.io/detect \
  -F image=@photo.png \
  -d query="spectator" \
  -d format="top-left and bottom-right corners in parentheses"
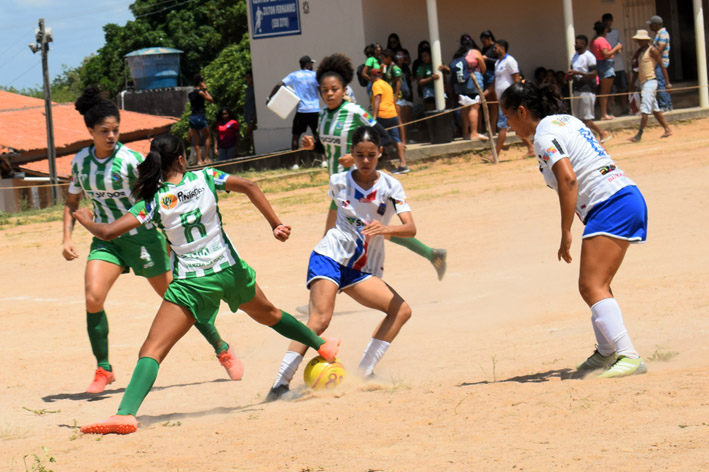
top-left (370, 68), bottom-right (409, 173)
top-left (243, 69), bottom-right (257, 154)
top-left (268, 55), bottom-right (321, 151)
top-left (479, 30), bottom-right (498, 133)
top-left (492, 39), bottom-right (534, 156)
top-left (590, 21), bottom-right (622, 121)
top-left (648, 15), bottom-right (672, 111)
top-left (416, 48), bottom-right (440, 111)
top-left (395, 50), bottom-right (414, 143)
top-left (214, 107), bottom-right (239, 161)
top-left (188, 73), bottom-right (214, 166)
top-left (439, 36), bottom-right (487, 141)
top-left (362, 43), bottom-right (383, 96)
top-left (628, 29), bottom-right (672, 142)
top-left (386, 33), bottom-right (409, 61)
top-left (534, 66), bottom-right (547, 86)
top-left (381, 49), bottom-right (407, 144)
top-left (568, 34), bottom-right (611, 142)
top-left (411, 40), bottom-right (431, 98)
top-left (603, 13), bottom-right (629, 115)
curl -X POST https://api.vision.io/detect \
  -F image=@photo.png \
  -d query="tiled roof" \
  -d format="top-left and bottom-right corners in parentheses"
top-left (0, 90), bottom-right (177, 160)
top-left (18, 138), bottom-right (153, 179)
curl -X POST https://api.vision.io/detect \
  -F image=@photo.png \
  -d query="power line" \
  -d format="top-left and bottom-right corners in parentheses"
top-left (134, 0), bottom-right (197, 18)
top-left (5, 60), bottom-right (42, 87)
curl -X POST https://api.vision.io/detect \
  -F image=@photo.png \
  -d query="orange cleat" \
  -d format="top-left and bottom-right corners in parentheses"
top-left (217, 346), bottom-right (244, 381)
top-left (80, 415), bottom-right (137, 435)
top-left (316, 337), bottom-right (341, 362)
top-left (86, 367), bottom-right (115, 394)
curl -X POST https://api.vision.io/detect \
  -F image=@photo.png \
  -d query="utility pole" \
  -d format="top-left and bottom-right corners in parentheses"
top-left (29, 18), bottom-right (58, 205)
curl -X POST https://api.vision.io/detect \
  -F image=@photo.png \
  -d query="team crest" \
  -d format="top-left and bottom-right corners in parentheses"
top-left (160, 194), bottom-right (178, 210)
top-left (111, 172), bottom-right (122, 182)
top-left (334, 122), bottom-right (344, 131)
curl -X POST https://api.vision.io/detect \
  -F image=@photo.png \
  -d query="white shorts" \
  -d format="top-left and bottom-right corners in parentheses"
top-left (640, 79), bottom-right (660, 115)
top-left (572, 91), bottom-right (596, 121)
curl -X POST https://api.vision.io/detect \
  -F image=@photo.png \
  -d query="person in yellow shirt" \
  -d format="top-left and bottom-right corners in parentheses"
top-left (370, 68), bottom-right (409, 174)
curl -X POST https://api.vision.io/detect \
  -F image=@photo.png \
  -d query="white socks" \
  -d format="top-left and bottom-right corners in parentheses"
top-left (272, 351), bottom-right (303, 388)
top-left (358, 338), bottom-right (391, 376)
top-left (591, 298), bottom-right (638, 359)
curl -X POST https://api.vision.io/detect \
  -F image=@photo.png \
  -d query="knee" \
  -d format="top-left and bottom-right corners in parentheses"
top-left (85, 288), bottom-right (107, 312)
top-left (578, 279), bottom-right (595, 305)
top-left (393, 302), bottom-right (412, 324)
top-left (307, 312), bottom-right (332, 334)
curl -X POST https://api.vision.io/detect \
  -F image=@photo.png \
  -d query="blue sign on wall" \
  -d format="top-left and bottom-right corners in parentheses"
top-left (250, 0), bottom-right (301, 39)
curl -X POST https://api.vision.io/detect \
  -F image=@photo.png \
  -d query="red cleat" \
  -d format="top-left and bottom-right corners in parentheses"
top-left (317, 337), bottom-right (341, 362)
top-left (217, 346), bottom-right (244, 381)
top-left (86, 367), bottom-right (115, 394)
top-left (80, 415), bottom-right (137, 435)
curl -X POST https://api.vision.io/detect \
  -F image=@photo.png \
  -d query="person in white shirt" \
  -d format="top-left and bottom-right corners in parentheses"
top-left (492, 40), bottom-right (534, 157)
top-left (568, 34), bottom-right (611, 142)
top-left (500, 81), bottom-right (649, 379)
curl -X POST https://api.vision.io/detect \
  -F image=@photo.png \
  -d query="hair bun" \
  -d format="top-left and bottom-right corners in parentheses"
top-left (74, 86), bottom-right (105, 115)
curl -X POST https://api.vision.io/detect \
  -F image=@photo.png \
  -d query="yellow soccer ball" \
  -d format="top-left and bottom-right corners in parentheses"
top-left (303, 356), bottom-right (346, 391)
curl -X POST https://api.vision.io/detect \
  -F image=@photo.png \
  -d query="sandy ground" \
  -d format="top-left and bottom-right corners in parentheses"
top-left (1, 120), bottom-right (708, 472)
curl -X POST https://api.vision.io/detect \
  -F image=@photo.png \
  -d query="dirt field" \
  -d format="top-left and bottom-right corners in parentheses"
top-left (2, 120), bottom-right (708, 471)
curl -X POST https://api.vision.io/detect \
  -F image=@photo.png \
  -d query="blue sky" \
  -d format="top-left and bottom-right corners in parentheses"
top-left (0, 0), bottom-right (135, 90)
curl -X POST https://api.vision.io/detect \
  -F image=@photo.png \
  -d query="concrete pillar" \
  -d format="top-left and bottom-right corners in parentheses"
top-left (694, 0), bottom-right (709, 107)
top-left (426, 0), bottom-right (445, 111)
top-left (562, 0), bottom-right (575, 115)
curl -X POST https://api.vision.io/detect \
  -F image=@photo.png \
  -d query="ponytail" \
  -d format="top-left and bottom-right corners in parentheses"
top-left (132, 134), bottom-right (184, 202)
top-left (499, 82), bottom-right (566, 119)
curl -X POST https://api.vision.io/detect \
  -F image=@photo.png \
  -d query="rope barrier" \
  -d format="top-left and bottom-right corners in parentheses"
top-left (3, 83), bottom-right (707, 191)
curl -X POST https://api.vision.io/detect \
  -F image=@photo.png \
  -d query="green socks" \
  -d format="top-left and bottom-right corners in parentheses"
top-left (117, 357), bottom-right (159, 417)
top-left (390, 237), bottom-right (434, 261)
top-left (86, 310), bottom-right (111, 371)
top-left (194, 322), bottom-right (229, 355)
top-left (271, 311), bottom-right (324, 350)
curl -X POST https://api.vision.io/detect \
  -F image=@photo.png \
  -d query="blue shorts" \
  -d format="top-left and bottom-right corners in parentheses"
top-left (189, 114), bottom-right (208, 130)
top-left (377, 116), bottom-right (401, 143)
top-left (583, 186), bottom-right (647, 242)
top-left (597, 59), bottom-right (616, 80)
top-left (306, 252), bottom-right (371, 291)
top-left (497, 108), bottom-right (508, 129)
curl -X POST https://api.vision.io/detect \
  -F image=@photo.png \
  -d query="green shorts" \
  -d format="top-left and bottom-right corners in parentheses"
top-left (163, 258), bottom-right (256, 324)
top-left (87, 228), bottom-right (170, 279)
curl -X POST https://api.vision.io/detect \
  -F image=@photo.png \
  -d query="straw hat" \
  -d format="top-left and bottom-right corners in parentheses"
top-left (632, 29), bottom-right (652, 41)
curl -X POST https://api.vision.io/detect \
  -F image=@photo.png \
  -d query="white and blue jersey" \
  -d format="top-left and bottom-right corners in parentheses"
top-left (282, 69), bottom-right (320, 113)
top-left (534, 114), bottom-right (636, 223)
top-left (313, 170), bottom-right (411, 277)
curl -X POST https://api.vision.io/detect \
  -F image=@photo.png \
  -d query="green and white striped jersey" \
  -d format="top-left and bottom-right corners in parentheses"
top-left (69, 143), bottom-right (152, 237)
top-left (129, 168), bottom-right (241, 279)
top-left (317, 102), bottom-right (377, 175)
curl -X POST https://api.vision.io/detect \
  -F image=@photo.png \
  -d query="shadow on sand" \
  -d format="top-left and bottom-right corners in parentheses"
top-left (459, 368), bottom-right (586, 386)
top-left (42, 378), bottom-right (231, 403)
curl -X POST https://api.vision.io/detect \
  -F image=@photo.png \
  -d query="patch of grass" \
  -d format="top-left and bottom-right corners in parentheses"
top-left (647, 347), bottom-right (679, 362)
top-left (161, 420), bottom-right (181, 427)
top-left (68, 419), bottom-right (79, 441)
top-left (23, 446), bottom-right (55, 472)
top-left (22, 407), bottom-right (60, 416)
top-left (0, 423), bottom-right (27, 440)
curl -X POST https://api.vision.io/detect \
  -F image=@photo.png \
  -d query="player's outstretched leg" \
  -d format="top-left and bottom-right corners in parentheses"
top-left (82, 301), bottom-right (196, 435)
top-left (389, 237), bottom-right (447, 280)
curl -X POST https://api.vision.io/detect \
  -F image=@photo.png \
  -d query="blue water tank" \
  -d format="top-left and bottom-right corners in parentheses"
top-left (125, 47), bottom-right (183, 90)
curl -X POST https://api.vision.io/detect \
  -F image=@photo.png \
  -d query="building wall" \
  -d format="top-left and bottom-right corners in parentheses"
top-left (247, 0), bottom-right (367, 153)
top-left (246, 0), bottom-right (639, 153)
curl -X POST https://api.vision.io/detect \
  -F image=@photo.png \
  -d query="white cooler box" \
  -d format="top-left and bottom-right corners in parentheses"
top-left (267, 85), bottom-right (301, 119)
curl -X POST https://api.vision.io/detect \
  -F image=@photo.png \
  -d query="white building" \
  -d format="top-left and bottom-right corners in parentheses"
top-left (247, 0), bottom-right (708, 153)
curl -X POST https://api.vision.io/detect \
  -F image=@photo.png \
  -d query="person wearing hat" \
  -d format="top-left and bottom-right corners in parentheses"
top-left (268, 55), bottom-right (321, 150)
top-left (628, 29), bottom-right (672, 142)
top-left (647, 15), bottom-right (672, 111)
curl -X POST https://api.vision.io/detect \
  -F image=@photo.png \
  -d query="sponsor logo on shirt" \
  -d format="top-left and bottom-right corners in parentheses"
top-left (551, 120), bottom-right (567, 126)
top-left (176, 187), bottom-right (205, 203)
top-left (88, 190), bottom-right (127, 199)
top-left (543, 146), bottom-right (557, 162)
top-left (577, 128), bottom-right (606, 157)
top-left (354, 189), bottom-right (377, 202)
top-left (160, 194), bottom-right (178, 210)
top-left (598, 165), bottom-right (616, 175)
